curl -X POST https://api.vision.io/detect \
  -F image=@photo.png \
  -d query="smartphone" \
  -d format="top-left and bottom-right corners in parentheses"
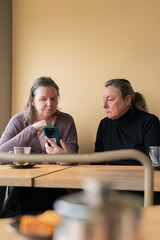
top-left (43, 126), bottom-right (62, 147)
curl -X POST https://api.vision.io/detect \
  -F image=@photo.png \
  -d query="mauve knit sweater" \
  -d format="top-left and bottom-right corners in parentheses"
top-left (0, 111), bottom-right (78, 162)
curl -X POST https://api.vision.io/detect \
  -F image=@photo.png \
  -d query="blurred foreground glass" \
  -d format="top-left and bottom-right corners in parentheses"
top-left (149, 146), bottom-right (160, 167)
top-left (53, 179), bottom-right (142, 240)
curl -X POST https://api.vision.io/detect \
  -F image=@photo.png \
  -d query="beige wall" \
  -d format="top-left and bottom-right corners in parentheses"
top-left (12, 0), bottom-right (160, 153)
top-left (0, 0), bottom-right (12, 135)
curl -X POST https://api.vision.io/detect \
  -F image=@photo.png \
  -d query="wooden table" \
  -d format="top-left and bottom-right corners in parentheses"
top-left (0, 165), bottom-right (73, 217)
top-left (33, 165), bottom-right (160, 191)
top-left (0, 164), bottom-right (159, 217)
top-left (0, 205), bottom-right (160, 240)
top-left (0, 165), bottom-right (73, 187)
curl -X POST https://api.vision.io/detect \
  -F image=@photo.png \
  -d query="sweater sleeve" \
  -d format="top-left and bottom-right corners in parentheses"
top-left (56, 113), bottom-right (79, 154)
top-left (64, 120), bottom-right (79, 154)
top-left (0, 113), bottom-right (37, 152)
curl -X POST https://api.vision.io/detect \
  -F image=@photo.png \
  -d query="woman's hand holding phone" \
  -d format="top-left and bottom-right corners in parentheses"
top-left (44, 127), bottom-right (72, 165)
top-left (45, 136), bottom-right (69, 155)
top-left (45, 136), bottom-right (74, 166)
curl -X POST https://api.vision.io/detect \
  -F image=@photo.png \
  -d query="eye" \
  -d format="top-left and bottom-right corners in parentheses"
top-left (51, 96), bottom-right (58, 101)
top-left (103, 96), bottom-right (115, 103)
top-left (108, 98), bottom-right (115, 102)
top-left (39, 97), bottom-right (47, 101)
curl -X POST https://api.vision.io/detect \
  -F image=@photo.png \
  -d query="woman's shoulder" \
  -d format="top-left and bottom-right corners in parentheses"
top-left (9, 112), bottom-right (30, 126)
top-left (10, 112), bottom-right (25, 121)
top-left (99, 116), bottom-right (111, 126)
top-left (135, 108), bottom-right (160, 123)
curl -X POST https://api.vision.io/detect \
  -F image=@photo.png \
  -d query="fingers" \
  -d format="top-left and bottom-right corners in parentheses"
top-left (45, 137), bottom-right (69, 155)
top-left (45, 136), bottom-right (59, 148)
top-left (32, 120), bottom-right (52, 131)
top-left (60, 139), bottom-right (69, 153)
top-left (40, 120), bottom-right (48, 127)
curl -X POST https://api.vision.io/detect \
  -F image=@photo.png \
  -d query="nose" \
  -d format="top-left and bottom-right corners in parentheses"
top-left (103, 100), bottom-right (108, 108)
top-left (46, 99), bottom-right (52, 106)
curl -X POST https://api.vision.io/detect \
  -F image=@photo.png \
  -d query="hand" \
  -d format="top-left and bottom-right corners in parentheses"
top-left (32, 120), bottom-right (49, 132)
top-left (45, 136), bottom-right (69, 155)
top-left (45, 137), bottom-right (72, 166)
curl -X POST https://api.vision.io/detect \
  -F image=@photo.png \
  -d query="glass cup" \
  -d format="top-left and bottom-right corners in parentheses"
top-left (9, 147), bottom-right (31, 165)
top-left (149, 146), bottom-right (160, 167)
top-left (13, 147), bottom-right (31, 155)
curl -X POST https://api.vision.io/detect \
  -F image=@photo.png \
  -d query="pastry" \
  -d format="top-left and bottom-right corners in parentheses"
top-left (20, 210), bottom-right (61, 237)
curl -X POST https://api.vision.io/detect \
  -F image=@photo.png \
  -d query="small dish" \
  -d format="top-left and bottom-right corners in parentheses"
top-left (6, 217), bottom-right (52, 239)
top-left (8, 163), bottom-right (36, 169)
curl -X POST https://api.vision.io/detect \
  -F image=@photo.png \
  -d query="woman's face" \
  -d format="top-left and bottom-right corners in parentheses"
top-left (32, 86), bottom-right (58, 120)
top-left (103, 86), bottom-right (131, 120)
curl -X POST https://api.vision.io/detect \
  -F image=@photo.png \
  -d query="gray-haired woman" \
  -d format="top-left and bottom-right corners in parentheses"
top-left (95, 78), bottom-right (160, 165)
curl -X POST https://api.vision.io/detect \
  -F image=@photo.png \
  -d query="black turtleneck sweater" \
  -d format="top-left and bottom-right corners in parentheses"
top-left (94, 106), bottom-right (160, 165)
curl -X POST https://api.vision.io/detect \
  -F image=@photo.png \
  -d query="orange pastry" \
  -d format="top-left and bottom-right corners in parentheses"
top-left (20, 210), bottom-right (61, 237)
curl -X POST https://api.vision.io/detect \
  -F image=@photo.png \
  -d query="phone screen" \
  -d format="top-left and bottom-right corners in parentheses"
top-left (45, 128), bottom-right (57, 143)
top-left (43, 126), bottom-right (61, 147)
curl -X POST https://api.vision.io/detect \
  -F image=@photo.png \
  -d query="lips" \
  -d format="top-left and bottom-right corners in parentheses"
top-left (45, 109), bottom-right (53, 112)
top-left (105, 111), bottom-right (110, 115)
top-left (105, 111), bottom-right (113, 118)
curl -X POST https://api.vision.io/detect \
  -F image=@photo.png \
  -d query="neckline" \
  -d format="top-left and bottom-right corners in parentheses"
top-left (115, 106), bottom-right (135, 124)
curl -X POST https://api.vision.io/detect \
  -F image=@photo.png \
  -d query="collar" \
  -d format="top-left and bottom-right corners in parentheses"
top-left (115, 105), bottom-right (136, 124)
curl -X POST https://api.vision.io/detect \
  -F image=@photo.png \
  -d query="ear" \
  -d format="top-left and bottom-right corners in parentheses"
top-left (125, 95), bottom-right (132, 106)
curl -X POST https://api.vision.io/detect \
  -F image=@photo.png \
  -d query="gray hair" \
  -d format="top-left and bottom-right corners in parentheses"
top-left (24, 76), bottom-right (59, 122)
top-left (133, 92), bottom-right (148, 112)
top-left (105, 79), bottom-right (135, 103)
